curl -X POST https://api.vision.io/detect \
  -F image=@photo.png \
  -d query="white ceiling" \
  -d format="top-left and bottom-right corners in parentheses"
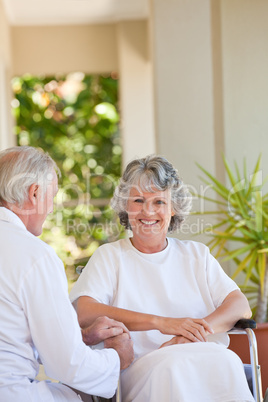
top-left (2, 0), bottom-right (149, 26)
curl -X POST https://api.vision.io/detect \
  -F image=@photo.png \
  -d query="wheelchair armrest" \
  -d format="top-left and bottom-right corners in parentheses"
top-left (233, 319), bottom-right (256, 330)
top-left (228, 319), bottom-right (262, 401)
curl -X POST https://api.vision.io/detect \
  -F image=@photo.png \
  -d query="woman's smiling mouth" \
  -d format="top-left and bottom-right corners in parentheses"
top-left (139, 219), bottom-right (158, 225)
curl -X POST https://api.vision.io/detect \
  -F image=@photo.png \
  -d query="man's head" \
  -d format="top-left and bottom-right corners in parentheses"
top-left (0, 146), bottom-right (59, 236)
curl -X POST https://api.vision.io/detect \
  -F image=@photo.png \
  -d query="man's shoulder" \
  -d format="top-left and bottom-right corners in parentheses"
top-left (26, 231), bottom-right (60, 261)
top-left (4, 220), bottom-right (59, 261)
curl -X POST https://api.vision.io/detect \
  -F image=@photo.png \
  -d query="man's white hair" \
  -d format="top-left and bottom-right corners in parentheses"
top-left (0, 146), bottom-right (59, 207)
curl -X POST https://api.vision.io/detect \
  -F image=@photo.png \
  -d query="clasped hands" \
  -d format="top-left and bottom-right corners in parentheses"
top-left (81, 315), bottom-right (213, 365)
top-left (82, 316), bottom-right (134, 370)
top-left (158, 317), bottom-right (214, 348)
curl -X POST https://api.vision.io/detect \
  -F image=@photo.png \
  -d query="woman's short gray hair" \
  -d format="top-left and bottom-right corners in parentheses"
top-left (0, 146), bottom-right (59, 207)
top-left (111, 154), bottom-right (192, 232)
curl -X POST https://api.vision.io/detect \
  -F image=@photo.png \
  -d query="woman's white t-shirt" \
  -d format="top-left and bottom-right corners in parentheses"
top-left (70, 237), bottom-right (239, 359)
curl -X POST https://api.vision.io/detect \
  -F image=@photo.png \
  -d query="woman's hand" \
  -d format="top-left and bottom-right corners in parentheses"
top-left (157, 317), bottom-right (214, 342)
top-left (159, 335), bottom-right (193, 348)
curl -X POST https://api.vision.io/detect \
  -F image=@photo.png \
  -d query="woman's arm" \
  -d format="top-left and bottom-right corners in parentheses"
top-left (77, 296), bottom-right (159, 331)
top-left (204, 289), bottom-right (252, 334)
top-left (76, 296), bottom-right (213, 342)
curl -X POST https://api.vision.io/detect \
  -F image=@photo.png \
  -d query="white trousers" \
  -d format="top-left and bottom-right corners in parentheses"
top-left (121, 343), bottom-right (255, 402)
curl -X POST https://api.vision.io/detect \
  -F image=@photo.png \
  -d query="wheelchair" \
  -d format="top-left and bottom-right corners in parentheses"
top-left (93, 319), bottom-right (263, 402)
top-left (228, 319), bottom-right (263, 402)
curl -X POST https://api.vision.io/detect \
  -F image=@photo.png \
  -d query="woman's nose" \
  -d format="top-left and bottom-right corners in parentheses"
top-left (142, 201), bottom-right (155, 214)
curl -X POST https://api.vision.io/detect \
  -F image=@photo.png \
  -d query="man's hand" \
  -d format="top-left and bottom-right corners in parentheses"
top-left (82, 316), bottom-right (130, 346)
top-left (104, 333), bottom-right (134, 370)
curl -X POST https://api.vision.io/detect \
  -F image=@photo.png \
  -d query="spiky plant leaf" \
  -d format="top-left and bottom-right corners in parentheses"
top-left (195, 155), bottom-right (268, 322)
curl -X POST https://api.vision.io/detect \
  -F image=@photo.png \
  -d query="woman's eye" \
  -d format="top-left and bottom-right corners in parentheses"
top-left (134, 198), bottom-right (143, 203)
top-left (156, 200), bottom-right (165, 205)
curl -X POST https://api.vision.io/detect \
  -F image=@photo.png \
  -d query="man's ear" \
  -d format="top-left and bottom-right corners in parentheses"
top-left (28, 183), bottom-right (40, 205)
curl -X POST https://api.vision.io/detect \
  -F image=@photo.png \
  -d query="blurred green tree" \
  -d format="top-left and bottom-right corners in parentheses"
top-left (11, 72), bottom-right (123, 285)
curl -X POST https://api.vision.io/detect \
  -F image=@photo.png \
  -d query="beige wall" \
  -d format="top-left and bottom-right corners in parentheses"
top-left (11, 24), bottom-right (118, 76)
top-left (147, 0), bottom-right (218, 247)
top-left (149, 0), bottom-right (268, 182)
top-left (117, 21), bottom-right (156, 166)
top-left (150, 0), bottom-right (216, 187)
top-left (0, 5), bottom-right (11, 65)
top-left (0, 0), bottom-right (14, 150)
top-left (221, 0), bottom-right (268, 174)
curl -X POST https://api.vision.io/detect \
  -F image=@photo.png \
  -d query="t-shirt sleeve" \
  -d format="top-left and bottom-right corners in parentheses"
top-left (69, 244), bottom-right (117, 306)
top-left (205, 248), bottom-right (239, 308)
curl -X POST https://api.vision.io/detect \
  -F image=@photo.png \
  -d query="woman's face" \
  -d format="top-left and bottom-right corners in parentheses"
top-left (126, 185), bottom-right (174, 248)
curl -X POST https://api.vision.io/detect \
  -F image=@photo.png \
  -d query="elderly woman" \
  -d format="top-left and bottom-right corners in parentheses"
top-left (70, 155), bottom-right (254, 402)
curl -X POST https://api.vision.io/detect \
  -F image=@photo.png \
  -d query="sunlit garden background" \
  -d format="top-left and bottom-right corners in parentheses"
top-left (11, 72), bottom-right (124, 288)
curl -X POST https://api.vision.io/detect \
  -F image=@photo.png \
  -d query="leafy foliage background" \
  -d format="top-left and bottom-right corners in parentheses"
top-left (11, 72), bottom-right (124, 286)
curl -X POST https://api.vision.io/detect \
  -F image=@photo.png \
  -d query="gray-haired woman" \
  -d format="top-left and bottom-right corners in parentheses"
top-left (70, 155), bottom-right (254, 402)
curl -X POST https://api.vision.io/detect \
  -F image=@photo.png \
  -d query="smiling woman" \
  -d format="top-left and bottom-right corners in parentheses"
top-left (111, 154), bottom-right (191, 231)
top-left (126, 187), bottom-right (174, 253)
top-left (70, 154), bottom-right (254, 402)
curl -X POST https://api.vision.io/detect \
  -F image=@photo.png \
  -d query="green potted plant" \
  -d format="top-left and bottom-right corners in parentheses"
top-left (196, 155), bottom-right (268, 394)
top-left (196, 155), bottom-right (268, 322)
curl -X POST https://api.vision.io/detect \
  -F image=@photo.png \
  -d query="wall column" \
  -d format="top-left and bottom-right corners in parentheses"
top-left (149, 0), bottom-right (216, 187)
top-left (117, 21), bottom-right (156, 167)
top-left (0, 62), bottom-right (14, 150)
top-left (0, 0), bottom-right (14, 150)
top-left (148, 0), bottom-right (225, 247)
top-left (221, 0), bottom-right (268, 171)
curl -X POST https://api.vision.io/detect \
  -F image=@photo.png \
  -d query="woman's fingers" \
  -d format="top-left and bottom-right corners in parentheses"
top-left (160, 335), bottom-right (193, 348)
top-left (196, 318), bottom-right (214, 334)
top-left (82, 316), bottom-right (131, 345)
top-left (160, 317), bottom-right (214, 342)
top-left (180, 319), bottom-right (213, 342)
top-left (97, 316), bottom-right (131, 337)
top-left (179, 325), bottom-right (204, 342)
